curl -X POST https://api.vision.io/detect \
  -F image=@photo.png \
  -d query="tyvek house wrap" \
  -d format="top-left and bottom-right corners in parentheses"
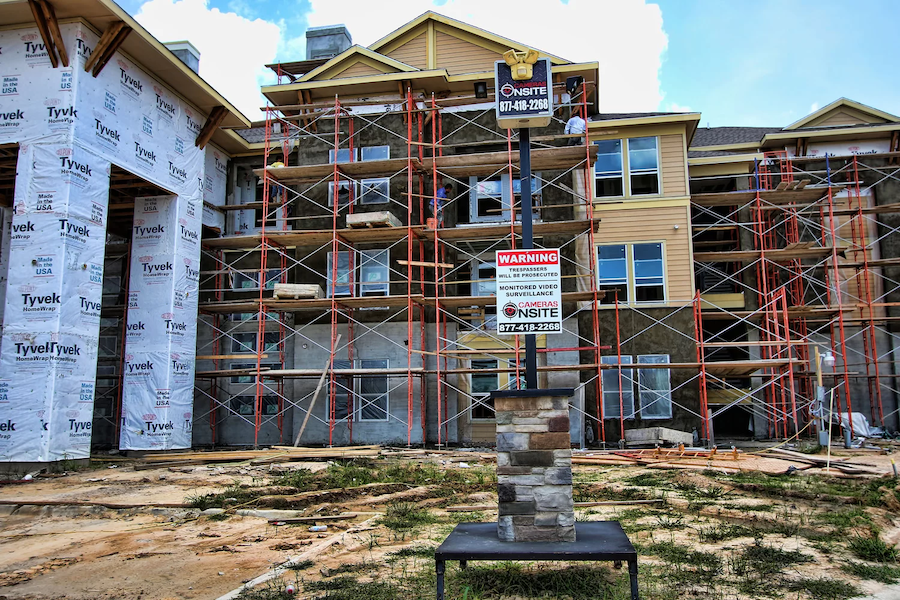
top-left (0, 22), bottom-right (225, 459)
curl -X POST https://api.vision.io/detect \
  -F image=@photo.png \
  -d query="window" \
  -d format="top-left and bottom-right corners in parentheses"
top-left (469, 261), bottom-right (497, 329)
top-left (470, 359), bottom-right (498, 420)
top-left (594, 137), bottom-right (659, 197)
top-left (628, 137), bottom-right (659, 195)
top-left (99, 335), bottom-right (118, 358)
top-left (230, 269), bottom-right (279, 290)
top-left (596, 243), bottom-right (665, 304)
top-left (597, 245), bottom-right (628, 303)
top-left (229, 395), bottom-right (279, 416)
top-left (329, 148), bottom-right (356, 163)
top-left (328, 181), bottom-right (357, 207)
top-left (102, 275), bottom-right (121, 296)
top-left (326, 251), bottom-right (354, 297)
top-left (601, 355), bottom-right (634, 419)
top-left (359, 359), bottom-right (388, 421)
top-left (327, 249), bottom-right (389, 297)
top-left (360, 145), bottom-right (389, 161)
top-left (360, 178), bottom-right (390, 205)
top-left (231, 332), bottom-right (281, 354)
top-left (468, 174), bottom-right (541, 223)
top-left (468, 358), bottom-right (522, 420)
top-left (359, 250), bottom-right (389, 296)
top-left (594, 140), bottom-right (623, 197)
top-left (329, 359), bottom-right (389, 422)
top-left (638, 355), bottom-right (672, 419)
top-left (601, 354), bottom-right (671, 420)
top-left (633, 243), bottom-right (664, 302)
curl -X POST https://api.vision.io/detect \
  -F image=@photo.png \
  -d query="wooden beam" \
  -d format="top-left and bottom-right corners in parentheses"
top-left (84, 21), bottom-right (131, 77)
top-left (27, 0), bottom-right (57, 68)
top-left (37, 0), bottom-right (68, 67)
top-left (195, 106), bottom-right (229, 149)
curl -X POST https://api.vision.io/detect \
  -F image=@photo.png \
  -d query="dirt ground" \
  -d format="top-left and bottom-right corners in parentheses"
top-left (0, 447), bottom-right (898, 600)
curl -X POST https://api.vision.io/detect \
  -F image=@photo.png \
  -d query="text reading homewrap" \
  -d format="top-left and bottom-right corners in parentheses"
top-left (496, 249), bottom-right (563, 334)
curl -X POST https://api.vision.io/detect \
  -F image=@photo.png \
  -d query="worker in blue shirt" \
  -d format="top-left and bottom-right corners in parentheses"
top-left (432, 183), bottom-right (452, 227)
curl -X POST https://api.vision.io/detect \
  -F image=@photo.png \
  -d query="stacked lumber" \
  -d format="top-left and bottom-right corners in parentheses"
top-left (136, 445), bottom-right (381, 469)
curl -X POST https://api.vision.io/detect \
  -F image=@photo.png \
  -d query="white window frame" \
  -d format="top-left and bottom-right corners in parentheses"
top-left (601, 355), bottom-right (635, 419)
top-left (359, 249), bottom-right (390, 296)
top-left (329, 148), bottom-right (357, 164)
top-left (360, 145), bottom-right (390, 161)
top-left (468, 173), bottom-right (541, 223)
top-left (637, 354), bottom-right (672, 419)
top-left (326, 251), bottom-right (354, 297)
top-left (360, 177), bottom-right (390, 205)
top-left (328, 180), bottom-right (358, 207)
top-left (627, 136), bottom-right (660, 196)
top-left (596, 242), bottom-right (666, 305)
top-left (329, 359), bottom-right (389, 422)
top-left (469, 358), bottom-right (522, 421)
top-left (593, 139), bottom-right (624, 198)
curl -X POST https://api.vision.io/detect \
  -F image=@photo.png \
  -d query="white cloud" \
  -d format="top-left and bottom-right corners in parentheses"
top-left (305, 0), bottom-right (668, 112)
top-left (665, 102), bottom-right (693, 113)
top-left (133, 0), bottom-right (281, 120)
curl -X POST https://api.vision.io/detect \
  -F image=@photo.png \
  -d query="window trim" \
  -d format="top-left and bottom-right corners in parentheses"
top-left (327, 249), bottom-right (390, 298)
top-left (468, 357), bottom-right (522, 421)
top-left (600, 354), bottom-right (672, 421)
top-left (328, 180), bottom-right (358, 207)
top-left (468, 173), bottom-right (542, 223)
top-left (592, 136), bottom-right (661, 199)
top-left (637, 354), bottom-right (672, 419)
top-left (596, 242), bottom-right (667, 306)
top-left (360, 177), bottom-right (390, 205)
top-left (328, 359), bottom-right (390, 422)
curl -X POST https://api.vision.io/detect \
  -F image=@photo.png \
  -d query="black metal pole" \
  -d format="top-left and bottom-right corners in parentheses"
top-left (518, 127), bottom-right (538, 389)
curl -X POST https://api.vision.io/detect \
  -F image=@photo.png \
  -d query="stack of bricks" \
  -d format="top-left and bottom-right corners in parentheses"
top-left (494, 391), bottom-right (575, 542)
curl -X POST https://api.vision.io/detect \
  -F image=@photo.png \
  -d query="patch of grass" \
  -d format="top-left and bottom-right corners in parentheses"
top-left (816, 507), bottom-right (872, 533)
top-left (206, 511), bottom-right (229, 521)
top-left (453, 562), bottom-right (629, 600)
top-left (697, 523), bottom-right (754, 543)
top-left (270, 468), bottom-right (316, 490)
top-left (286, 559), bottom-right (314, 571)
top-left (328, 562), bottom-right (377, 576)
top-left (842, 561), bottom-right (900, 584)
top-left (379, 501), bottom-right (437, 532)
top-left (786, 576), bottom-right (861, 600)
top-left (645, 541), bottom-right (722, 575)
top-left (444, 511), bottom-right (486, 523)
top-left (304, 576), bottom-right (401, 600)
top-left (731, 542), bottom-right (813, 577)
top-left (654, 514), bottom-right (684, 530)
top-left (849, 534), bottom-right (899, 562)
top-left (625, 472), bottom-right (672, 488)
top-left (385, 545), bottom-right (436, 563)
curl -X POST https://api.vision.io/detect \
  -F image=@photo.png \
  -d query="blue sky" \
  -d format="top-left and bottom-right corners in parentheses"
top-left (119, 0), bottom-right (900, 127)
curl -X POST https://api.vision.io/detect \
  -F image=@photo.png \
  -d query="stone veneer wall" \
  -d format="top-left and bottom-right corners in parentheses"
top-left (495, 392), bottom-right (575, 542)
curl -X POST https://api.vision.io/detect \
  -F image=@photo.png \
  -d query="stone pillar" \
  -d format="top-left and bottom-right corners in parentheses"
top-left (493, 389), bottom-right (575, 542)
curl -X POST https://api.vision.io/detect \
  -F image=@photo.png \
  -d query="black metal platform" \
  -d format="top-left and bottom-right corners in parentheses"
top-left (434, 521), bottom-right (639, 599)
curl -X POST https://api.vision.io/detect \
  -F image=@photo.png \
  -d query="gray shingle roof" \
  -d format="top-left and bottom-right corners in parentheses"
top-left (691, 127), bottom-right (782, 148)
top-left (591, 112), bottom-right (689, 122)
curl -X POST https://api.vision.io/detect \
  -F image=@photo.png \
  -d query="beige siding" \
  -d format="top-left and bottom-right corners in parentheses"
top-left (434, 30), bottom-right (501, 75)
top-left (385, 32), bottom-right (428, 69)
top-left (336, 61), bottom-right (383, 78)
top-left (817, 110), bottom-right (868, 127)
top-left (594, 204), bottom-right (693, 303)
top-left (660, 134), bottom-right (687, 197)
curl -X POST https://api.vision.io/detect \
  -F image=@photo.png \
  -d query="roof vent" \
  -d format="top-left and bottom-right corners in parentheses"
top-left (306, 25), bottom-right (352, 60)
top-left (164, 41), bottom-right (200, 74)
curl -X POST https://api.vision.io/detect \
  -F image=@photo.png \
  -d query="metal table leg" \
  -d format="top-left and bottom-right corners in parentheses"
top-left (436, 559), bottom-right (445, 600)
top-left (628, 559), bottom-right (639, 600)
top-left (459, 560), bottom-right (467, 569)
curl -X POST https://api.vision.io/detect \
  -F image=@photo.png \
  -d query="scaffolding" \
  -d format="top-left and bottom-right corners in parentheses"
top-left (192, 76), bottom-right (613, 447)
top-left (190, 69), bottom-right (900, 448)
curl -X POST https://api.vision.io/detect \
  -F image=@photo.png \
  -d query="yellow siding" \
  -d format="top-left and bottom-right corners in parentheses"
top-left (660, 134), bottom-right (686, 197)
top-left (434, 29), bottom-right (502, 75)
top-left (385, 32), bottom-right (428, 69)
top-left (337, 61), bottom-right (384, 78)
top-left (594, 204), bottom-right (693, 304)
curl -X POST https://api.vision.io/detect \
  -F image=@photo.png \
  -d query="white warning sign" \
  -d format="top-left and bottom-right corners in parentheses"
top-left (496, 249), bottom-right (562, 334)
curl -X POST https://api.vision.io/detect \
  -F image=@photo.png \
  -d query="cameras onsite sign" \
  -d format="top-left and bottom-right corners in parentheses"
top-left (496, 249), bottom-right (562, 334)
top-left (495, 57), bottom-right (553, 129)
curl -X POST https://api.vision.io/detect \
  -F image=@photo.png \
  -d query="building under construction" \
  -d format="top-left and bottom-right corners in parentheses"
top-left (0, 1), bottom-right (898, 462)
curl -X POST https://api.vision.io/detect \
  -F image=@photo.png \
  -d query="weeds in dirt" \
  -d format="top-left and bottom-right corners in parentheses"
top-left (286, 559), bottom-right (314, 571)
top-left (849, 533), bottom-right (900, 562)
top-left (379, 501), bottom-right (436, 532)
top-left (385, 545), bottom-right (436, 563)
top-left (785, 576), bottom-right (861, 600)
top-left (730, 542), bottom-right (813, 577)
top-left (816, 507), bottom-right (872, 531)
top-left (697, 523), bottom-right (754, 543)
top-left (452, 562), bottom-right (630, 600)
top-left (842, 560), bottom-right (900, 584)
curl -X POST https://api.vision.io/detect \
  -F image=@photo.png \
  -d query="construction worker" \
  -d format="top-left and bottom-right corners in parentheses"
top-left (564, 110), bottom-right (586, 145)
top-left (432, 183), bottom-right (452, 227)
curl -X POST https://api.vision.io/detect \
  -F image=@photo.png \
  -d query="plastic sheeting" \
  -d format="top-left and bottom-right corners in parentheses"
top-left (0, 23), bottom-right (225, 459)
